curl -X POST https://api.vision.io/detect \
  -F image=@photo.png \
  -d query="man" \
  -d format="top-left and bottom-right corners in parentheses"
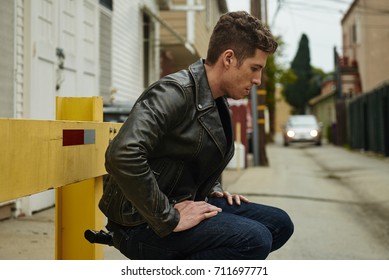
top-left (99, 11), bottom-right (293, 260)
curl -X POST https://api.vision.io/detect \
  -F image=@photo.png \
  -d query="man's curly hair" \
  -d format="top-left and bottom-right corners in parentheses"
top-left (206, 11), bottom-right (277, 66)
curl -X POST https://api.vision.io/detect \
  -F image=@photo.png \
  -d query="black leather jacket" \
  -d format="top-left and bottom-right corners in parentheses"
top-left (99, 59), bottom-right (234, 237)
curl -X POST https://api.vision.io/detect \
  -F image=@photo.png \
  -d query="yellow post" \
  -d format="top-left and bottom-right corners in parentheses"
top-left (55, 97), bottom-right (104, 260)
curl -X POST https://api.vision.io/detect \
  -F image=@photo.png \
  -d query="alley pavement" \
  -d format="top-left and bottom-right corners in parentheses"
top-left (1, 137), bottom-right (389, 260)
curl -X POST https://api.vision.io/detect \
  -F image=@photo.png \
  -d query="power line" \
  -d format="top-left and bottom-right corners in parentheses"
top-left (270, 0), bottom-right (350, 27)
top-left (272, 0), bottom-right (389, 27)
top-left (271, 0), bottom-right (284, 28)
top-left (291, 0), bottom-right (389, 15)
top-left (283, 1), bottom-right (350, 14)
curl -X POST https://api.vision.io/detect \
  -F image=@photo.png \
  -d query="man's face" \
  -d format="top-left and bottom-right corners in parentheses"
top-left (223, 49), bottom-right (269, 100)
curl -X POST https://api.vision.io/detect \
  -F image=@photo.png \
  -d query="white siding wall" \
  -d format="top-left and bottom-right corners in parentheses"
top-left (111, 0), bottom-right (158, 104)
top-left (99, 7), bottom-right (112, 103)
top-left (15, 0), bottom-right (24, 118)
top-left (0, 0), bottom-right (15, 118)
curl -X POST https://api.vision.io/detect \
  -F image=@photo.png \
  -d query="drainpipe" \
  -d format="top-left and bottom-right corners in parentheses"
top-left (187, 0), bottom-right (195, 46)
top-left (155, 21), bottom-right (161, 80)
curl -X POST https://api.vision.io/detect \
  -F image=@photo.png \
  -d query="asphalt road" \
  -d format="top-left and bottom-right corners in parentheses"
top-left (1, 135), bottom-right (389, 260)
top-left (232, 136), bottom-right (389, 260)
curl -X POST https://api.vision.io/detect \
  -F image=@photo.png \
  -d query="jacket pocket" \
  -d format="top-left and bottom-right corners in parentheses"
top-left (99, 175), bottom-right (145, 226)
top-left (149, 158), bottom-right (184, 196)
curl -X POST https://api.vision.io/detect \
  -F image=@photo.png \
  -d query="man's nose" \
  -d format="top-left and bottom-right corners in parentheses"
top-left (252, 76), bottom-right (261, 86)
top-left (252, 70), bottom-right (262, 86)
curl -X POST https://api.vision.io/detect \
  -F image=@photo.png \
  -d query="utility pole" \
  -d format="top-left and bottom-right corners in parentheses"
top-left (251, 0), bottom-right (269, 166)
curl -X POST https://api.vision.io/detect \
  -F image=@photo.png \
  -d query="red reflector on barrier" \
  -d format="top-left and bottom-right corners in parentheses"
top-left (63, 130), bottom-right (84, 146)
top-left (63, 129), bottom-right (95, 146)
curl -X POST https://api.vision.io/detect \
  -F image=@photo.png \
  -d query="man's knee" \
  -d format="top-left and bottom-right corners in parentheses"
top-left (271, 208), bottom-right (294, 251)
top-left (239, 224), bottom-right (273, 260)
top-left (280, 209), bottom-right (294, 238)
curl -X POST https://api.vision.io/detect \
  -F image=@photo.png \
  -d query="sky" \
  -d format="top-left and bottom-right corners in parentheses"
top-left (226, 0), bottom-right (354, 72)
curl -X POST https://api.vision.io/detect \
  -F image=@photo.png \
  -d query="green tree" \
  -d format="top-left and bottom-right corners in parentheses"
top-left (284, 33), bottom-right (319, 114)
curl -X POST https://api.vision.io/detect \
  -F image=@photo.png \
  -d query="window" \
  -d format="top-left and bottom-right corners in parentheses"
top-left (352, 23), bottom-right (357, 43)
top-left (99, 0), bottom-right (112, 10)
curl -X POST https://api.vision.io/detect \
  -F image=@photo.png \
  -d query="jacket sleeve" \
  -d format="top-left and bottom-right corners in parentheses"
top-left (104, 80), bottom-right (189, 237)
top-left (209, 180), bottom-right (224, 194)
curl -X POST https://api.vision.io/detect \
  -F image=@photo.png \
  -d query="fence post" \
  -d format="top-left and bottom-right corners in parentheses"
top-left (55, 97), bottom-right (105, 260)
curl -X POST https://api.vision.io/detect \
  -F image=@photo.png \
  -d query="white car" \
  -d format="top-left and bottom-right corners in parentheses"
top-left (282, 115), bottom-right (322, 146)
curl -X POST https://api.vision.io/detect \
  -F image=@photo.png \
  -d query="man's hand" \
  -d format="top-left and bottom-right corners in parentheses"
top-left (210, 191), bottom-right (249, 205)
top-left (173, 200), bottom-right (222, 232)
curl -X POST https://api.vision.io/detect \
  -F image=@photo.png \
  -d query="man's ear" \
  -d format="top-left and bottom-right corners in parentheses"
top-left (223, 49), bottom-right (234, 67)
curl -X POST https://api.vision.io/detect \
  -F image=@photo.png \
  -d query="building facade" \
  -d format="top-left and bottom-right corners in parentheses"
top-left (0, 0), bottom-right (227, 217)
top-left (341, 0), bottom-right (389, 93)
top-left (159, 0), bottom-right (227, 74)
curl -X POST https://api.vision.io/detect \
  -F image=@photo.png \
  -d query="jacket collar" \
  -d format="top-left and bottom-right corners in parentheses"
top-left (189, 59), bottom-right (217, 112)
top-left (189, 59), bottom-right (234, 159)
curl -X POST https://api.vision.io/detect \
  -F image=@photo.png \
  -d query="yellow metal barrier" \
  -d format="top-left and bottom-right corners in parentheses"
top-left (0, 96), bottom-right (122, 259)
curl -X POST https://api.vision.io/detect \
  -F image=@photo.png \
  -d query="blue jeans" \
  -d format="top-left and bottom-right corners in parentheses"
top-left (111, 197), bottom-right (294, 260)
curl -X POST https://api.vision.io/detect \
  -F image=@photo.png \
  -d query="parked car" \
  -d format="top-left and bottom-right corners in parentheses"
top-left (282, 115), bottom-right (322, 146)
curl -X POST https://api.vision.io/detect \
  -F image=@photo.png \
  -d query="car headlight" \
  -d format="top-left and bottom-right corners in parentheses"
top-left (310, 130), bottom-right (318, 137)
top-left (287, 130), bottom-right (295, 137)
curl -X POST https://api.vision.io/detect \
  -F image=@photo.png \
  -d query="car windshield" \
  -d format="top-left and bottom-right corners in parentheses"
top-left (289, 116), bottom-right (317, 127)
